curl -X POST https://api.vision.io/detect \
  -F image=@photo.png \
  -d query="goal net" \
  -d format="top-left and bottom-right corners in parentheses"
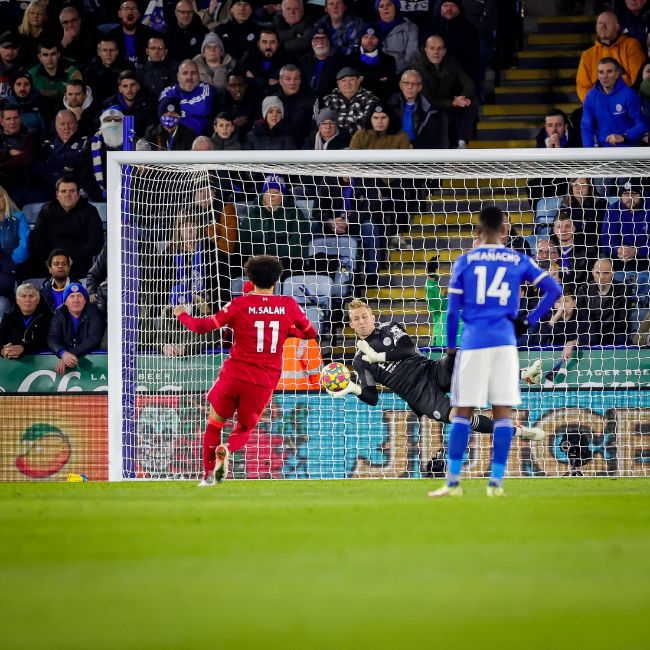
top-left (107, 149), bottom-right (650, 481)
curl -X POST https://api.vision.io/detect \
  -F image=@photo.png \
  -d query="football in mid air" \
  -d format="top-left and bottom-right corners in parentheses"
top-left (320, 362), bottom-right (350, 392)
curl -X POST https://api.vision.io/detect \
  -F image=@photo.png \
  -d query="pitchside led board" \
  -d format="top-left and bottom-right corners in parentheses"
top-left (1, 351), bottom-right (649, 480)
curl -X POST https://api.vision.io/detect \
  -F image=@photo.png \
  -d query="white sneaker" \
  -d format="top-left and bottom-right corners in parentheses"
top-left (214, 444), bottom-right (229, 483)
top-left (515, 423), bottom-right (546, 442)
top-left (198, 473), bottom-right (215, 488)
top-left (428, 484), bottom-right (463, 498)
top-left (486, 485), bottom-right (505, 497)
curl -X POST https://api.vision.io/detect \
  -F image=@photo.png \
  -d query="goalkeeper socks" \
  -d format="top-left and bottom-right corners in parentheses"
top-left (226, 422), bottom-right (253, 453)
top-left (447, 416), bottom-right (471, 486)
top-left (470, 414), bottom-right (494, 433)
top-left (490, 418), bottom-right (514, 483)
top-left (203, 418), bottom-right (224, 475)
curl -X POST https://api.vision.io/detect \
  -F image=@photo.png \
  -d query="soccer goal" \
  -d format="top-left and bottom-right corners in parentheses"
top-left (107, 149), bottom-right (650, 481)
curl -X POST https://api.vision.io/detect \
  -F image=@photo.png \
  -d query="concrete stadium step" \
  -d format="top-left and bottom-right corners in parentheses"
top-left (388, 248), bottom-right (463, 264)
top-left (468, 139), bottom-right (535, 148)
top-left (516, 49), bottom-right (582, 68)
top-left (501, 68), bottom-right (577, 85)
top-left (428, 196), bottom-right (531, 213)
top-left (494, 84), bottom-right (580, 104)
top-left (527, 32), bottom-right (592, 49)
top-left (481, 102), bottom-right (580, 118)
top-left (476, 120), bottom-right (540, 140)
top-left (344, 323), bottom-right (431, 339)
top-left (443, 178), bottom-right (527, 189)
top-left (367, 285), bottom-right (428, 300)
top-left (416, 223), bottom-right (534, 239)
top-left (535, 15), bottom-right (594, 34)
top-left (412, 211), bottom-right (534, 226)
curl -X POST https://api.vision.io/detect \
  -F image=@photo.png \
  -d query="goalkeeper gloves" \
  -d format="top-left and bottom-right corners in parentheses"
top-left (356, 340), bottom-right (386, 364)
top-left (325, 381), bottom-right (362, 398)
top-left (511, 316), bottom-right (530, 337)
top-left (520, 359), bottom-right (543, 385)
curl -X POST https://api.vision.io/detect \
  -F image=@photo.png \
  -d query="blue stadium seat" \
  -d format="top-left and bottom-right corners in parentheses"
top-left (22, 203), bottom-right (45, 226)
top-left (281, 274), bottom-right (333, 334)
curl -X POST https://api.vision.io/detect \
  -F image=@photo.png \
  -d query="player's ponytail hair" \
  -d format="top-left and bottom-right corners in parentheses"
top-left (347, 299), bottom-right (373, 318)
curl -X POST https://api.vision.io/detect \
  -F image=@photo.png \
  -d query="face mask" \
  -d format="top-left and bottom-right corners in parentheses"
top-left (161, 114), bottom-right (180, 129)
top-left (101, 122), bottom-right (123, 148)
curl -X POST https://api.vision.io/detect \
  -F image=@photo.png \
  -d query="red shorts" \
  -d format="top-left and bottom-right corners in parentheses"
top-left (207, 375), bottom-right (273, 428)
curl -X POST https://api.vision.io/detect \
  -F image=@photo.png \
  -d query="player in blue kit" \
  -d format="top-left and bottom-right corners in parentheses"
top-left (429, 206), bottom-right (562, 498)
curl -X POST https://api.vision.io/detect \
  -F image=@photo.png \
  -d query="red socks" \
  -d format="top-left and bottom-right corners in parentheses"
top-left (226, 423), bottom-right (252, 453)
top-left (202, 418), bottom-right (224, 475)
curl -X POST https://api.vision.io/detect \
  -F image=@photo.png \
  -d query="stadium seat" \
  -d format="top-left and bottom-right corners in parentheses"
top-left (90, 202), bottom-right (108, 226)
top-left (309, 236), bottom-right (358, 299)
top-left (22, 203), bottom-right (45, 226)
top-left (281, 274), bottom-right (333, 333)
top-left (534, 196), bottom-right (563, 235)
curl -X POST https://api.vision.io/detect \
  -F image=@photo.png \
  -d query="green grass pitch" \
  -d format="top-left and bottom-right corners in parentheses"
top-left (1, 478), bottom-right (649, 650)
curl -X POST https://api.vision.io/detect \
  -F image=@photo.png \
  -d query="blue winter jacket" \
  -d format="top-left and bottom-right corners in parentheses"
top-left (601, 197), bottom-right (650, 259)
top-left (0, 210), bottom-right (30, 264)
top-left (581, 76), bottom-right (647, 147)
top-left (159, 82), bottom-right (218, 136)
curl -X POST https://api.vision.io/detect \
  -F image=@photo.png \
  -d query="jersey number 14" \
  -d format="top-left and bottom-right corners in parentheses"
top-left (474, 266), bottom-right (511, 306)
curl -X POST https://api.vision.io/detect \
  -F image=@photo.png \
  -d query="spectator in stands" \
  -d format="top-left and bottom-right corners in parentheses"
top-left (314, 0), bottom-right (363, 57)
top-left (350, 101), bottom-right (411, 148)
top-left (388, 68), bottom-right (449, 148)
top-left (0, 282), bottom-right (50, 356)
top-left (104, 70), bottom-right (156, 138)
top-left (277, 335), bottom-right (324, 390)
top-left (47, 281), bottom-right (105, 374)
top-left (0, 105), bottom-right (39, 207)
top-left (210, 110), bottom-right (242, 149)
top-left (86, 242), bottom-right (107, 314)
top-left (37, 110), bottom-right (87, 197)
top-left (564, 177), bottom-right (608, 248)
top-left (58, 6), bottom-right (99, 67)
top-left (0, 185), bottom-right (29, 319)
top-left (239, 174), bottom-right (311, 274)
top-left (160, 59), bottom-right (219, 136)
top-left (423, 0), bottom-right (481, 90)
top-left (4, 71), bottom-right (47, 136)
top-left (274, 0), bottom-right (317, 60)
top-left (299, 27), bottom-right (345, 99)
top-left (375, 0), bottom-right (419, 75)
top-left (633, 308), bottom-right (650, 345)
top-left (214, 0), bottom-right (260, 63)
top-left (221, 74), bottom-right (262, 137)
top-left (577, 257), bottom-right (633, 346)
top-left (31, 176), bottom-right (104, 279)
top-left (0, 32), bottom-right (22, 100)
top-left (539, 291), bottom-right (579, 360)
top-left (303, 107), bottom-right (350, 149)
top-left (18, 1), bottom-right (52, 66)
top-left (142, 96), bottom-right (196, 150)
top-left (108, 1), bottom-right (158, 68)
top-left (550, 209), bottom-right (597, 293)
top-left (344, 24), bottom-right (398, 100)
top-left (193, 33), bottom-right (234, 90)
top-left (576, 11), bottom-right (645, 103)
top-left (501, 210), bottom-right (531, 256)
top-left (601, 180), bottom-right (650, 306)
top-left (28, 41), bottom-right (82, 121)
top-left (244, 95), bottom-right (297, 149)
top-left (165, 0), bottom-right (209, 61)
top-left (536, 108), bottom-right (582, 148)
top-left (536, 237), bottom-right (561, 282)
top-left (582, 57), bottom-right (647, 148)
top-left (319, 67), bottom-right (380, 136)
top-left (272, 64), bottom-right (316, 144)
top-left (39, 248), bottom-right (72, 312)
top-left (82, 107), bottom-right (125, 200)
top-left (61, 80), bottom-right (96, 138)
top-left (239, 28), bottom-right (291, 95)
top-left (84, 38), bottom-right (126, 107)
top-left (614, 0), bottom-right (650, 49)
top-left (191, 135), bottom-right (214, 149)
top-left (414, 34), bottom-right (477, 148)
top-left (137, 36), bottom-right (179, 99)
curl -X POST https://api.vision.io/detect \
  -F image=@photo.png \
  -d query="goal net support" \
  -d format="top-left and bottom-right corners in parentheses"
top-left (107, 149), bottom-right (650, 481)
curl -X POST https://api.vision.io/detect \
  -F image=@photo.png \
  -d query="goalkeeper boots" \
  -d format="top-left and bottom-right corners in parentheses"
top-left (428, 483), bottom-right (464, 498)
top-left (198, 472), bottom-right (216, 488)
top-left (214, 444), bottom-right (229, 484)
top-left (514, 423), bottom-right (546, 442)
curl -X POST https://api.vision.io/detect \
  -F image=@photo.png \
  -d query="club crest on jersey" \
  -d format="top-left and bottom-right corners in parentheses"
top-left (383, 337), bottom-right (392, 346)
top-left (248, 305), bottom-right (286, 315)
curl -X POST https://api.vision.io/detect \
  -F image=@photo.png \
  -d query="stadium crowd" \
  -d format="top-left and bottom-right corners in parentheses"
top-left (1, 0), bottom-right (650, 366)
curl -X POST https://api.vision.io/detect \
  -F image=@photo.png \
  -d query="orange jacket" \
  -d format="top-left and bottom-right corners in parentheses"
top-left (277, 337), bottom-right (323, 390)
top-left (576, 34), bottom-right (645, 102)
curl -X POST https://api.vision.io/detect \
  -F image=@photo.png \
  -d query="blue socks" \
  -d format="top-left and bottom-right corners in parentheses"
top-left (447, 416), bottom-right (471, 487)
top-left (490, 418), bottom-right (514, 487)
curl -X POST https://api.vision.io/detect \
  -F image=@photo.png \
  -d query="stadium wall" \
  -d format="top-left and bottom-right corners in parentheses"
top-left (1, 354), bottom-right (649, 481)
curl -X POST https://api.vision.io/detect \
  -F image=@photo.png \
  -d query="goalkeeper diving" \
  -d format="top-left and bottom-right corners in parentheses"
top-left (328, 299), bottom-right (545, 441)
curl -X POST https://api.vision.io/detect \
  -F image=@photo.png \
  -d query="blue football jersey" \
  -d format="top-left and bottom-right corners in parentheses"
top-left (447, 244), bottom-right (547, 350)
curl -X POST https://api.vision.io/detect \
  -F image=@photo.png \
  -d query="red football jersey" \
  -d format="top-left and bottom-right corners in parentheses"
top-left (215, 294), bottom-right (316, 388)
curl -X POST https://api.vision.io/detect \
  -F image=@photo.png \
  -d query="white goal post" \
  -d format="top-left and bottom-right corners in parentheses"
top-left (107, 148), bottom-right (650, 482)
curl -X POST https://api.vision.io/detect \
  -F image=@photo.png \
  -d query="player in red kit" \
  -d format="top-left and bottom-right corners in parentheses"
top-left (173, 255), bottom-right (318, 487)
